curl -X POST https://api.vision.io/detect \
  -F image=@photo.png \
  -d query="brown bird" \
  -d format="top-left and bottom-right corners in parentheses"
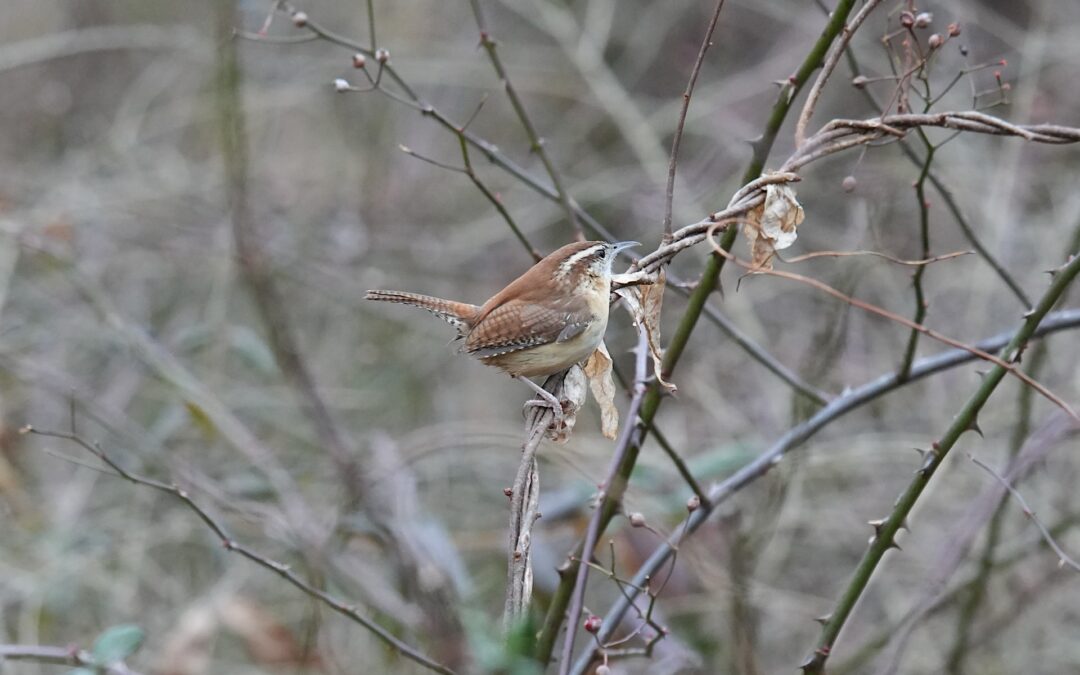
top-left (365, 240), bottom-right (638, 416)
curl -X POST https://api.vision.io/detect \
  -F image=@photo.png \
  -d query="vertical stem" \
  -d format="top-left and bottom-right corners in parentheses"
top-left (663, 0), bottom-right (726, 240)
top-left (532, 0), bottom-right (860, 664)
top-left (945, 220), bottom-right (1080, 672)
top-left (898, 131), bottom-right (934, 379)
top-left (802, 251), bottom-right (1080, 674)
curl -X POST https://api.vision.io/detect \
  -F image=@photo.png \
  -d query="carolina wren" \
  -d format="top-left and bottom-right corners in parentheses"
top-left (365, 240), bottom-right (638, 414)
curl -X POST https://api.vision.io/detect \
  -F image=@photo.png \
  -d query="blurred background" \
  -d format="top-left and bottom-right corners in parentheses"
top-left (1, 0), bottom-right (1079, 673)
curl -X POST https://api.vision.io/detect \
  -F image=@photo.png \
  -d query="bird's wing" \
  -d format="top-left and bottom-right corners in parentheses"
top-left (465, 299), bottom-right (594, 359)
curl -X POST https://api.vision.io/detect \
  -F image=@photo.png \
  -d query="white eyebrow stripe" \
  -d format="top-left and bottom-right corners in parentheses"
top-left (559, 244), bottom-right (606, 270)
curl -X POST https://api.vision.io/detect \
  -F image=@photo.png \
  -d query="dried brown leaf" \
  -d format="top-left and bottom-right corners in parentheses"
top-left (743, 180), bottom-right (805, 270)
top-left (547, 364), bottom-right (587, 443)
top-left (635, 269), bottom-right (676, 393)
top-left (583, 342), bottom-right (618, 439)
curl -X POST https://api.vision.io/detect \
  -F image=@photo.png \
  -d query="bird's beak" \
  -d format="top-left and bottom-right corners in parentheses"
top-left (610, 241), bottom-right (640, 253)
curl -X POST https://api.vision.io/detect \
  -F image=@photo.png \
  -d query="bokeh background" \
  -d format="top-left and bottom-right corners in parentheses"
top-left (1, 0), bottom-right (1079, 673)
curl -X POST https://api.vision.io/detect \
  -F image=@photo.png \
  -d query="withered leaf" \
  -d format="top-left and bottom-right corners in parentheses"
top-left (546, 364), bottom-right (587, 444)
top-left (583, 341), bottom-right (618, 439)
top-left (743, 180), bottom-right (805, 270)
top-left (635, 269), bottom-right (676, 394)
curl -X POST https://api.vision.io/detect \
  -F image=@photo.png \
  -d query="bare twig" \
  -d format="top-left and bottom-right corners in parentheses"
top-left (21, 425), bottom-right (458, 675)
top-left (560, 327), bottom-right (650, 674)
top-left (0, 644), bottom-right (143, 675)
top-left (706, 226), bottom-right (1079, 422)
top-left (967, 453), bottom-right (1080, 573)
top-left (780, 249), bottom-right (971, 266)
top-left (786, 111), bottom-right (1080, 173)
top-left (897, 131), bottom-right (935, 379)
top-left (468, 0), bottom-right (583, 240)
top-left (795, 0), bottom-right (887, 147)
top-left (457, 135), bottom-right (544, 262)
top-left (663, 0), bottom-right (726, 240)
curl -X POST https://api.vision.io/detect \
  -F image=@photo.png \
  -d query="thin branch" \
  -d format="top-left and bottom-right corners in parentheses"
top-left (365, 0), bottom-right (377, 51)
top-left (560, 327), bottom-right (650, 674)
top-left (572, 306), bottom-right (1080, 673)
top-left (967, 453), bottom-right (1080, 573)
top-left (21, 425), bottom-right (458, 675)
top-left (706, 227), bottom-right (1078, 421)
top-left (785, 111), bottom-right (1080, 173)
top-left (457, 135), bottom-right (544, 262)
top-left (795, 0), bottom-right (887, 147)
top-left (611, 364), bottom-right (711, 502)
top-left (0, 644), bottom-right (143, 675)
top-left (897, 132), bottom-right (935, 379)
top-left (697, 300), bottom-right (832, 405)
top-left (649, 422), bottom-right (709, 504)
top-left (780, 249), bottom-right (971, 266)
top-left (468, 0), bottom-right (583, 240)
top-left (663, 0), bottom-right (726, 240)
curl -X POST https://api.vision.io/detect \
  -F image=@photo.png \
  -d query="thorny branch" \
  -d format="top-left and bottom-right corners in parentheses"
top-left (569, 308), bottom-right (1080, 674)
top-left (239, 3), bottom-right (1080, 670)
top-left (559, 327), bottom-right (650, 674)
top-left (21, 425), bottom-right (458, 675)
top-left (802, 251), bottom-right (1080, 674)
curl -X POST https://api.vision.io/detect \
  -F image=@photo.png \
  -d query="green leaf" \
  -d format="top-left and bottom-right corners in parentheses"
top-left (91, 623), bottom-right (145, 664)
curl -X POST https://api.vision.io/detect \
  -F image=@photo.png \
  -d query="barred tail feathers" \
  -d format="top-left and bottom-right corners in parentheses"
top-left (364, 290), bottom-right (479, 332)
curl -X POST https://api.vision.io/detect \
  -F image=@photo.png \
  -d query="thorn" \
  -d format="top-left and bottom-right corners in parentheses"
top-left (887, 539), bottom-right (902, 551)
top-left (966, 419), bottom-right (984, 437)
top-left (814, 613), bottom-right (833, 625)
top-left (868, 518), bottom-right (886, 535)
top-left (918, 451), bottom-right (936, 475)
top-left (913, 447), bottom-right (926, 457)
